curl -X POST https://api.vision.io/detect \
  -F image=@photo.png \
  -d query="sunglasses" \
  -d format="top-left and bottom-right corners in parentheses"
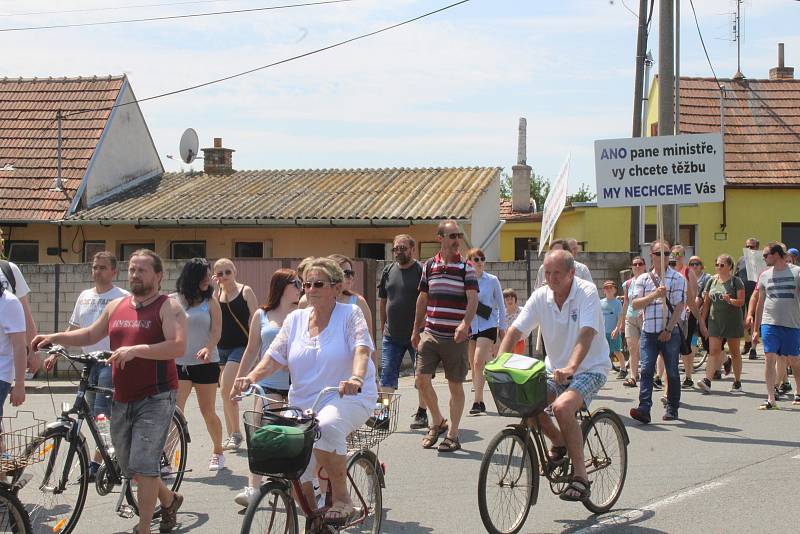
top-left (440, 232), bottom-right (464, 240)
top-left (215, 270), bottom-right (232, 277)
top-left (290, 279), bottom-right (302, 289)
top-left (745, 245), bottom-right (758, 249)
top-left (689, 262), bottom-right (702, 267)
top-left (714, 263), bottom-right (727, 268)
top-left (472, 257), bottom-right (485, 262)
top-left (302, 280), bottom-right (334, 289)
top-left (651, 251), bottom-right (665, 256)
top-left (391, 246), bottom-right (408, 252)
top-left (632, 262), bottom-right (645, 267)
top-left (343, 269), bottom-right (355, 278)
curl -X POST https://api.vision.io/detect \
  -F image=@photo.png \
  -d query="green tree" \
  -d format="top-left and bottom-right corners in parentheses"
top-left (566, 183), bottom-right (597, 206)
top-left (499, 171), bottom-right (550, 213)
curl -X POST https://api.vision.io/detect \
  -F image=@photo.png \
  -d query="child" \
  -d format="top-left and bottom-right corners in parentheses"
top-left (601, 280), bottom-right (626, 378)
top-left (503, 288), bottom-right (525, 355)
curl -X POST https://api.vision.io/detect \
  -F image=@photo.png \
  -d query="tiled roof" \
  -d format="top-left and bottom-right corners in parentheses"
top-left (499, 199), bottom-right (542, 221)
top-left (0, 75), bottom-right (125, 221)
top-left (67, 167), bottom-right (500, 224)
top-left (678, 76), bottom-right (800, 186)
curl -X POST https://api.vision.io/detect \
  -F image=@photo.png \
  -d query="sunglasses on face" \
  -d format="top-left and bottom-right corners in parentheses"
top-left (689, 262), bottom-right (702, 267)
top-left (472, 257), bottom-right (485, 262)
top-left (440, 232), bottom-right (464, 240)
top-left (632, 262), bottom-right (645, 267)
top-left (745, 245), bottom-right (758, 249)
top-left (391, 246), bottom-right (408, 252)
top-left (343, 269), bottom-right (355, 278)
top-left (714, 263), bottom-right (727, 268)
top-left (651, 251), bottom-right (665, 257)
top-left (216, 270), bottom-right (232, 277)
top-left (302, 280), bottom-right (333, 289)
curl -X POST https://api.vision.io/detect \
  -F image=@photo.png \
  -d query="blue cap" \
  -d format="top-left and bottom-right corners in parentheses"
top-left (788, 248), bottom-right (800, 256)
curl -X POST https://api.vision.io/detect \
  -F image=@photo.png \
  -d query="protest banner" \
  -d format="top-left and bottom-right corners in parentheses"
top-left (594, 133), bottom-right (724, 207)
top-left (538, 154), bottom-right (571, 256)
top-left (743, 248), bottom-right (767, 281)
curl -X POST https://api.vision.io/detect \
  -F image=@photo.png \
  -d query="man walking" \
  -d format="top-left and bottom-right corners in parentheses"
top-left (736, 237), bottom-right (760, 359)
top-left (630, 240), bottom-right (687, 423)
top-left (411, 221), bottom-right (478, 453)
top-left (752, 242), bottom-right (800, 410)
top-left (32, 250), bottom-right (186, 534)
top-left (378, 234), bottom-right (429, 429)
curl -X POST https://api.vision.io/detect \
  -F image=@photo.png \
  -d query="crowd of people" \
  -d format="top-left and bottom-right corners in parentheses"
top-left (1, 223), bottom-right (799, 529)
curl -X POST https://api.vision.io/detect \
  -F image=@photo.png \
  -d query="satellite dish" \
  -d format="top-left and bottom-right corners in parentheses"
top-left (179, 128), bottom-right (199, 164)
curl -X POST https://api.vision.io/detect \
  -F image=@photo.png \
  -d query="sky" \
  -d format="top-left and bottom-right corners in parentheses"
top-left (1, 0), bottom-right (798, 196)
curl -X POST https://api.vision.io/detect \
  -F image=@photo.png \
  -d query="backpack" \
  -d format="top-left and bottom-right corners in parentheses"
top-left (0, 260), bottom-right (15, 294)
top-left (423, 257), bottom-right (468, 286)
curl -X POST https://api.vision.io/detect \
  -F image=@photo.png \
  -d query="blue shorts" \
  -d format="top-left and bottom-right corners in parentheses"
top-left (761, 324), bottom-right (800, 356)
top-left (380, 336), bottom-right (416, 389)
top-left (218, 346), bottom-right (245, 365)
top-left (606, 332), bottom-right (622, 353)
top-left (0, 380), bottom-right (11, 417)
top-left (547, 372), bottom-right (607, 408)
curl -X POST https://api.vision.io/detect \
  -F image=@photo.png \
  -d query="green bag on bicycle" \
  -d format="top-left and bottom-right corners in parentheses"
top-left (250, 424), bottom-right (307, 459)
top-left (484, 352), bottom-right (547, 417)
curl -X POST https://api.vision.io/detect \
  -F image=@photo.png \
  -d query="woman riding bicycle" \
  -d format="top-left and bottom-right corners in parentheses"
top-left (233, 257), bottom-right (377, 524)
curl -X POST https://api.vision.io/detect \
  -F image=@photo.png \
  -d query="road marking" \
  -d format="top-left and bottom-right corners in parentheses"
top-left (572, 479), bottom-right (728, 533)
top-left (793, 454), bottom-right (800, 459)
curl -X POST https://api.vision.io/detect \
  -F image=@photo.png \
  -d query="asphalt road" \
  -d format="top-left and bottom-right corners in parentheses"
top-left (16, 353), bottom-right (800, 534)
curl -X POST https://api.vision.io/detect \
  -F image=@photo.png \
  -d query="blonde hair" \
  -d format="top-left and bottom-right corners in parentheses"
top-left (213, 257), bottom-right (236, 273)
top-left (305, 257), bottom-right (344, 284)
top-left (296, 256), bottom-right (315, 280)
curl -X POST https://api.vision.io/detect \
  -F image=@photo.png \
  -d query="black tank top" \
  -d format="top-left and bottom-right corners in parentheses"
top-left (218, 288), bottom-right (250, 349)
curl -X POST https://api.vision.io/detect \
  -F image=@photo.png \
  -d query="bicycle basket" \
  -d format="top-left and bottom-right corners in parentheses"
top-left (0, 412), bottom-right (47, 472)
top-left (243, 407), bottom-right (318, 479)
top-left (484, 352), bottom-right (547, 417)
top-left (346, 393), bottom-right (400, 451)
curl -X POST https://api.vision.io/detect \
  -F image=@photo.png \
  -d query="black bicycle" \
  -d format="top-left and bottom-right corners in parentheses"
top-left (9, 345), bottom-right (190, 534)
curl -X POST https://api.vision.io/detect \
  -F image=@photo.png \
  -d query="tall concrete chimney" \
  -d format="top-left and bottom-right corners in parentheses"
top-left (201, 137), bottom-right (235, 175)
top-left (511, 118), bottom-right (533, 212)
top-left (769, 43), bottom-right (794, 80)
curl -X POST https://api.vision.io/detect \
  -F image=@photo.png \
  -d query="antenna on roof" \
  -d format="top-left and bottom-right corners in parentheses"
top-left (179, 128), bottom-right (199, 164)
top-left (730, 0), bottom-right (745, 79)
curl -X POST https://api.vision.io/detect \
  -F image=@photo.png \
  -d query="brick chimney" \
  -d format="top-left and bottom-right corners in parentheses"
top-left (769, 43), bottom-right (794, 80)
top-left (201, 137), bottom-right (235, 175)
top-left (511, 118), bottom-right (533, 212)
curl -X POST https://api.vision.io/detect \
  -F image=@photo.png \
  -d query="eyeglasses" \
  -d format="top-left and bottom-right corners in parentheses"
top-left (689, 262), bottom-right (702, 267)
top-left (745, 245), bottom-right (758, 250)
top-left (291, 279), bottom-right (302, 289)
top-left (440, 232), bottom-right (464, 240)
top-left (472, 257), bottom-right (485, 262)
top-left (343, 269), bottom-right (355, 278)
top-left (714, 263), bottom-right (726, 268)
top-left (216, 270), bottom-right (232, 277)
top-left (391, 246), bottom-right (408, 252)
top-left (632, 262), bottom-right (645, 267)
top-left (302, 280), bottom-right (333, 289)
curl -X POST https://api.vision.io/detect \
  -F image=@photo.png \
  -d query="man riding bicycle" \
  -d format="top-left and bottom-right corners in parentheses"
top-left (498, 249), bottom-right (611, 502)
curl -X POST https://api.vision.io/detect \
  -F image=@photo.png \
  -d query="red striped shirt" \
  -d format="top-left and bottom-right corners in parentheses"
top-left (419, 252), bottom-right (479, 338)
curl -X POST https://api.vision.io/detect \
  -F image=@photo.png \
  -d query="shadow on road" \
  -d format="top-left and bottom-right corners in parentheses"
top-left (186, 469), bottom-right (249, 489)
top-left (559, 508), bottom-right (667, 533)
top-left (686, 434), bottom-right (800, 448)
top-left (673, 418), bottom-right (741, 433)
top-left (679, 402), bottom-right (738, 414)
top-left (380, 514), bottom-right (434, 533)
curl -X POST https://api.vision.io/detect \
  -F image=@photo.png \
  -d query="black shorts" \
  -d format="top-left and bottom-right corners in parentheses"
top-left (470, 328), bottom-right (498, 342)
top-left (177, 362), bottom-right (221, 385)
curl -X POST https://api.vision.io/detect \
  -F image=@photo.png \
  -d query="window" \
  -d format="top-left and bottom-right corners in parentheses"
top-left (419, 242), bottom-right (439, 260)
top-left (234, 241), bottom-right (264, 258)
top-left (781, 223), bottom-right (800, 249)
top-left (5, 241), bottom-right (38, 263)
top-left (83, 241), bottom-right (106, 262)
top-left (119, 243), bottom-right (155, 261)
top-left (356, 242), bottom-right (389, 260)
top-left (514, 237), bottom-right (539, 261)
top-left (170, 241), bottom-right (206, 260)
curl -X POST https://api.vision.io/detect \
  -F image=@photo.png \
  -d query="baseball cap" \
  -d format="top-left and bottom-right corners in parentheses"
top-left (788, 248), bottom-right (799, 256)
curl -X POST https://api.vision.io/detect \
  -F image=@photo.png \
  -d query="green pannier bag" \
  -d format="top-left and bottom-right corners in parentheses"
top-left (250, 424), bottom-right (307, 459)
top-left (484, 352), bottom-right (547, 417)
top-left (243, 409), bottom-right (318, 479)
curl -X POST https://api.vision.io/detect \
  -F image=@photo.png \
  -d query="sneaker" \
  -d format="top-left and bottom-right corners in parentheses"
top-left (697, 378), bottom-right (712, 393)
top-left (209, 453), bottom-right (225, 471)
top-left (662, 411), bottom-right (678, 421)
top-left (652, 378), bottom-right (664, 391)
top-left (224, 432), bottom-right (243, 452)
top-left (478, 401), bottom-right (487, 415)
top-left (234, 486), bottom-right (257, 507)
top-left (616, 369), bottom-right (628, 380)
top-left (681, 378), bottom-right (694, 389)
top-left (723, 357), bottom-right (732, 376)
top-left (410, 411), bottom-right (428, 430)
top-left (469, 402), bottom-right (482, 415)
top-left (748, 348), bottom-right (758, 360)
top-left (159, 492), bottom-right (183, 532)
top-left (730, 381), bottom-right (742, 393)
top-left (758, 400), bottom-right (778, 411)
top-left (629, 407), bottom-right (650, 424)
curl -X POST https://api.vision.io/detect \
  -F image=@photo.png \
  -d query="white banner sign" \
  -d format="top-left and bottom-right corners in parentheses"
top-left (594, 133), bottom-right (724, 207)
top-left (538, 154), bottom-right (570, 256)
top-left (743, 248), bottom-right (767, 282)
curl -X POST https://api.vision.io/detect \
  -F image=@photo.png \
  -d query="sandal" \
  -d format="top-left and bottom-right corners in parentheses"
top-left (623, 377), bottom-right (637, 388)
top-left (547, 446), bottom-right (568, 463)
top-left (758, 401), bottom-right (778, 411)
top-left (559, 476), bottom-right (591, 502)
top-left (324, 502), bottom-right (358, 525)
top-left (421, 419), bottom-right (448, 449)
top-left (437, 435), bottom-right (461, 452)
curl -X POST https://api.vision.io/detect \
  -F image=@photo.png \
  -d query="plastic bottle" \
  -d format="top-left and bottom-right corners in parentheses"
top-left (95, 414), bottom-right (111, 450)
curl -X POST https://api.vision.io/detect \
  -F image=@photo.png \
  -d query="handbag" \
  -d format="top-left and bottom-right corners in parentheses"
top-left (648, 272), bottom-right (692, 355)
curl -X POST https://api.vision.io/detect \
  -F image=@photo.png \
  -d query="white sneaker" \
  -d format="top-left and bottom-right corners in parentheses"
top-left (224, 432), bottom-right (243, 451)
top-left (209, 453), bottom-right (225, 471)
top-left (235, 486), bottom-right (257, 507)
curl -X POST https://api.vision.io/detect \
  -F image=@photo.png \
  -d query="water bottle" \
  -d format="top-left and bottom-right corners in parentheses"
top-left (96, 414), bottom-right (111, 451)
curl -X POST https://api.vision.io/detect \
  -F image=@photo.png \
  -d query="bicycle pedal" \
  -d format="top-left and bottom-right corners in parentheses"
top-left (117, 504), bottom-right (135, 519)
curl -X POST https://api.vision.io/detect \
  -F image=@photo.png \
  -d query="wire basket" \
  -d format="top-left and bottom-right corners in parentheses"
top-left (346, 393), bottom-right (401, 451)
top-left (243, 408), bottom-right (318, 480)
top-left (0, 412), bottom-right (48, 472)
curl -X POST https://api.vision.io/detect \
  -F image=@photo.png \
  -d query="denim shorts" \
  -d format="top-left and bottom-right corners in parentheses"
top-left (547, 372), bottom-right (607, 408)
top-left (380, 336), bottom-right (416, 389)
top-left (606, 332), bottom-right (622, 353)
top-left (111, 390), bottom-right (177, 477)
top-left (218, 346), bottom-right (245, 365)
top-left (0, 380), bottom-right (11, 417)
top-left (761, 324), bottom-right (800, 356)
top-left (86, 363), bottom-right (113, 417)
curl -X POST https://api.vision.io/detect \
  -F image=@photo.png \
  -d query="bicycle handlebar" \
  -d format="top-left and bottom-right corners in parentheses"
top-left (45, 344), bottom-right (112, 364)
top-left (236, 384), bottom-right (357, 416)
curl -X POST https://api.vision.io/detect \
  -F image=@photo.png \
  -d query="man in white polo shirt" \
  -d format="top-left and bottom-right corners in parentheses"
top-left (499, 249), bottom-right (610, 503)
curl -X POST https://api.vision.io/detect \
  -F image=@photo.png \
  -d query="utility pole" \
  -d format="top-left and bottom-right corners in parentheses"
top-left (630, 0), bottom-right (649, 252)
top-left (659, 0), bottom-right (678, 246)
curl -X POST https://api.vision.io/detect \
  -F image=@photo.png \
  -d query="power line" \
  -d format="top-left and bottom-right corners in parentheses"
top-left (1, 0), bottom-right (244, 17)
top-left (0, 0), bottom-right (352, 32)
top-left (58, 0), bottom-right (470, 119)
top-left (688, 0), bottom-right (720, 85)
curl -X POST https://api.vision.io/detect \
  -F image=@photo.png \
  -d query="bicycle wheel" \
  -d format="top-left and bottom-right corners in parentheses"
top-left (581, 409), bottom-right (628, 514)
top-left (124, 409), bottom-right (189, 516)
top-left (344, 451), bottom-right (382, 534)
top-left (241, 481), bottom-right (298, 534)
top-left (0, 485), bottom-right (31, 534)
top-left (16, 428), bottom-right (89, 534)
top-left (477, 428), bottom-right (538, 534)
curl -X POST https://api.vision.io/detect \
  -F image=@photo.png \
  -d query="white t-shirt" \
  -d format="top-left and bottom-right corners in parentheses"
top-left (512, 277), bottom-right (611, 376)
top-left (0, 261), bottom-right (31, 299)
top-left (0, 291), bottom-right (26, 384)
top-left (69, 286), bottom-right (130, 352)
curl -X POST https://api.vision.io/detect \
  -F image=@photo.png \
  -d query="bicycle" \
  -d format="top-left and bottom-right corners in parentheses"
top-left (9, 345), bottom-right (190, 534)
top-left (0, 412), bottom-right (47, 534)
top-left (238, 385), bottom-right (398, 534)
top-left (477, 377), bottom-right (629, 534)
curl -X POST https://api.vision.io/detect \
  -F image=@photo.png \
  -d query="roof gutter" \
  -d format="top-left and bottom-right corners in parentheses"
top-left (58, 217), bottom-right (470, 227)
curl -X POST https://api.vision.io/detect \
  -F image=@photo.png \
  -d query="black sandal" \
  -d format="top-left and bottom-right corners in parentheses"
top-left (547, 446), bottom-right (568, 463)
top-left (437, 435), bottom-right (461, 452)
top-left (559, 477), bottom-right (591, 502)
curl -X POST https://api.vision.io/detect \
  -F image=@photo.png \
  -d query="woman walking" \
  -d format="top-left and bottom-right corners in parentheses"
top-left (329, 254), bottom-right (374, 340)
top-left (620, 256), bottom-right (646, 387)
top-left (698, 254), bottom-right (745, 393)
top-left (233, 268), bottom-right (301, 506)
top-left (213, 258), bottom-right (258, 452)
top-left (172, 258), bottom-right (226, 470)
top-left (466, 248), bottom-right (505, 416)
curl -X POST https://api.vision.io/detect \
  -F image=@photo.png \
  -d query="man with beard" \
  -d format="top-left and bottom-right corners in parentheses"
top-left (378, 234), bottom-right (430, 429)
top-left (32, 250), bottom-right (187, 534)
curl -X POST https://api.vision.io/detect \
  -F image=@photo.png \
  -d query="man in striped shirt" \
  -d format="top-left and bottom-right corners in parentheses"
top-left (411, 220), bottom-right (479, 453)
